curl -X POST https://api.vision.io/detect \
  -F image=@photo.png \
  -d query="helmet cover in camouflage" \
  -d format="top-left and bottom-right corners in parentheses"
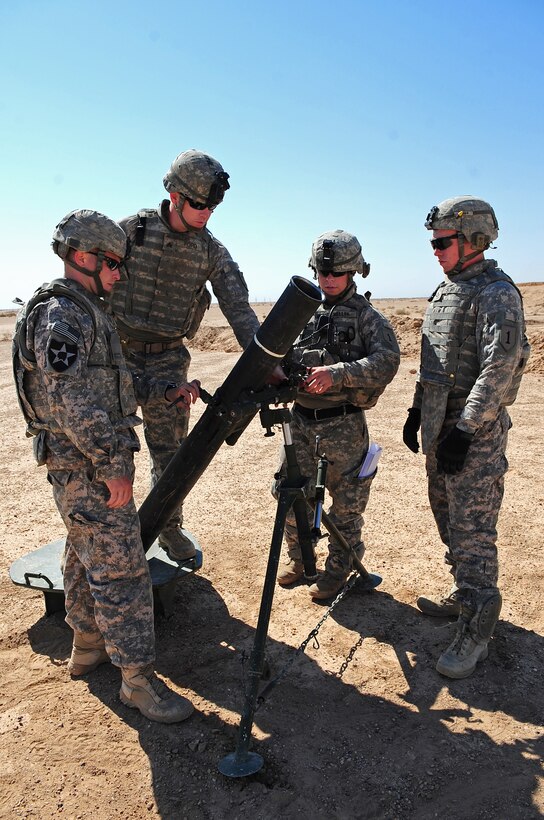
top-left (163, 149), bottom-right (230, 207)
top-left (424, 196), bottom-right (499, 250)
top-left (52, 209), bottom-right (127, 260)
top-left (309, 230), bottom-right (370, 278)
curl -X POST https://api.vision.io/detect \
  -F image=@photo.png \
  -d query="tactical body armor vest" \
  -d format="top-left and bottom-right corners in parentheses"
top-left (420, 263), bottom-right (530, 405)
top-left (14, 279), bottom-right (138, 439)
top-left (109, 208), bottom-right (212, 343)
top-left (291, 292), bottom-right (388, 409)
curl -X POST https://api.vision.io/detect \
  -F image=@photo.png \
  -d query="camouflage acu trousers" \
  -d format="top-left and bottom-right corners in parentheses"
top-left (425, 407), bottom-right (511, 591)
top-left (48, 466), bottom-right (155, 668)
top-left (280, 410), bottom-right (375, 580)
top-left (124, 345), bottom-right (191, 528)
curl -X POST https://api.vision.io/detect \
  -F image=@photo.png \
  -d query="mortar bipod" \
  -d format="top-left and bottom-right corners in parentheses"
top-left (218, 405), bottom-right (381, 778)
top-left (218, 402), bottom-right (316, 777)
top-left (261, 404), bottom-right (317, 581)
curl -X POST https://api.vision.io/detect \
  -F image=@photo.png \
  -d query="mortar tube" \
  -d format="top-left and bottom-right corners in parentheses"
top-left (138, 276), bottom-right (322, 549)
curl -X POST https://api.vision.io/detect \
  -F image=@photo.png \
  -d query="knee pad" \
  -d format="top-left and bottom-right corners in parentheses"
top-left (467, 589), bottom-right (502, 641)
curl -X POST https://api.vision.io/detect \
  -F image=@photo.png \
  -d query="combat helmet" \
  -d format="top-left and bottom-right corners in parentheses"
top-left (163, 149), bottom-right (230, 229)
top-left (52, 209), bottom-right (127, 297)
top-left (309, 230), bottom-right (370, 279)
top-left (425, 196), bottom-right (498, 273)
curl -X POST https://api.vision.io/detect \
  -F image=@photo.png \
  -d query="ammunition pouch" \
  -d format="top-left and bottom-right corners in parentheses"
top-left (289, 348), bottom-right (331, 369)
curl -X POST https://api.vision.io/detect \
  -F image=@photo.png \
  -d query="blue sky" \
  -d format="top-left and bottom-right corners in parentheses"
top-left (1, 0), bottom-right (543, 307)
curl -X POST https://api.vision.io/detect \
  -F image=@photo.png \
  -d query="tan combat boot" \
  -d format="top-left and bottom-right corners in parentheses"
top-left (308, 571), bottom-right (345, 600)
top-left (158, 527), bottom-right (197, 561)
top-left (277, 558), bottom-right (305, 586)
top-left (120, 665), bottom-right (194, 723)
top-left (68, 631), bottom-right (110, 677)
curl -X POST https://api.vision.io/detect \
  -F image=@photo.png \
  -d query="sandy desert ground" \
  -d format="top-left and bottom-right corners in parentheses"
top-left (0, 281), bottom-right (543, 819)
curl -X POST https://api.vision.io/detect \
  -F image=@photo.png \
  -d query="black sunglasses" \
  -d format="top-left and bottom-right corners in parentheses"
top-left (89, 251), bottom-right (123, 270)
top-left (430, 234), bottom-right (458, 251)
top-left (318, 269), bottom-right (354, 278)
top-left (186, 197), bottom-right (216, 212)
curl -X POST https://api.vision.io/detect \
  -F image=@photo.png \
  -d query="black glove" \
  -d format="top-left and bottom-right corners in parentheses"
top-left (403, 407), bottom-right (421, 453)
top-left (436, 426), bottom-right (473, 474)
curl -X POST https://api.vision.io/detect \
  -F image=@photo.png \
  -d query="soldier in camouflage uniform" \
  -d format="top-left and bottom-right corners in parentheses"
top-left (403, 197), bottom-right (530, 679)
top-left (108, 150), bottom-right (260, 561)
top-left (277, 230), bottom-right (400, 599)
top-left (13, 210), bottom-right (200, 722)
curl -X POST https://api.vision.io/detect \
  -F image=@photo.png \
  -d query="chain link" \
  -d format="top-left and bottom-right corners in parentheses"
top-left (252, 572), bottom-right (360, 709)
top-left (336, 633), bottom-right (365, 679)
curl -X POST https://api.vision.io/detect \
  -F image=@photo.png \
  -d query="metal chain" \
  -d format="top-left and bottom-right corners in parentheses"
top-left (253, 572), bottom-right (359, 709)
top-left (336, 633), bottom-right (365, 679)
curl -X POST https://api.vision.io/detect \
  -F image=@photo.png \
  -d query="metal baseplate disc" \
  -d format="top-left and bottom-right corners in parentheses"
top-left (353, 572), bottom-right (383, 593)
top-left (145, 530), bottom-right (203, 581)
top-left (10, 537), bottom-right (65, 592)
top-left (9, 530), bottom-right (202, 615)
top-left (218, 750), bottom-right (264, 778)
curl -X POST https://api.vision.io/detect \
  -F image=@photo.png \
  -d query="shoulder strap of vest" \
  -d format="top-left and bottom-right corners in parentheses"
top-left (475, 267), bottom-right (523, 302)
top-left (463, 268), bottom-right (525, 327)
top-left (16, 279), bottom-right (97, 364)
top-left (134, 210), bottom-right (148, 246)
top-left (477, 269), bottom-right (529, 343)
top-left (344, 291), bottom-right (367, 309)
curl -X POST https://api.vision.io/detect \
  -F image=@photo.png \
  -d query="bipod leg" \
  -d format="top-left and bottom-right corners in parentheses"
top-left (281, 415), bottom-right (317, 580)
top-left (218, 488), bottom-right (295, 777)
top-left (292, 496), bottom-right (318, 581)
top-left (318, 507), bottom-right (382, 590)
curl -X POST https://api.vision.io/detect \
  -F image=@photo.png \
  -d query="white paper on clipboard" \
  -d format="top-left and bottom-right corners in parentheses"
top-left (358, 442), bottom-right (382, 478)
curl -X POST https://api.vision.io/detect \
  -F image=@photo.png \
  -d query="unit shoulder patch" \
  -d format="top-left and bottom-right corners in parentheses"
top-left (498, 320), bottom-right (518, 353)
top-left (46, 321), bottom-right (81, 372)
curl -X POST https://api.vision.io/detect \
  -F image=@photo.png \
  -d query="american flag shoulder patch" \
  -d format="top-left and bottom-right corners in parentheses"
top-left (51, 321), bottom-right (81, 344)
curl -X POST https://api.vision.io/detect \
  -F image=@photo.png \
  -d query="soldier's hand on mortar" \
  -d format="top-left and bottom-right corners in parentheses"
top-left (166, 380), bottom-right (201, 407)
top-left (436, 426), bottom-right (473, 474)
top-left (105, 476), bottom-right (133, 508)
top-left (303, 366), bottom-right (333, 394)
top-left (403, 407), bottom-right (421, 453)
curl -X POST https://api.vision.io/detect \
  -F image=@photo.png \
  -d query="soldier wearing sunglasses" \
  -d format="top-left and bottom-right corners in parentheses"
top-left (276, 230), bottom-right (400, 599)
top-left (13, 210), bottom-right (199, 723)
top-left (109, 150), bottom-right (260, 563)
top-left (403, 196), bottom-right (530, 679)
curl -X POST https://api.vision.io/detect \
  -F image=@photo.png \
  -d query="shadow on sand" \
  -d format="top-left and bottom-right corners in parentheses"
top-left (27, 571), bottom-right (543, 819)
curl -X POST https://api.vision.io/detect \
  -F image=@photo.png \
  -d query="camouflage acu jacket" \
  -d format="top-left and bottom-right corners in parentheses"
top-left (108, 201), bottom-right (259, 347)
top-left (289, 283), bottom-right (400, 410)
top-left (13, 279), bottom-right (146, 479)
top-left (414, 259), bottom-right (530, 437)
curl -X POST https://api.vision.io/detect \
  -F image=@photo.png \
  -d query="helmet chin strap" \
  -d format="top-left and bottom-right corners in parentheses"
top-left (333, 277), bottom-right (355, 302)
top-left (70, 253), bottom-right (107, 297)
top-left (451, 233), bottom-right (483, 275)
top-left (174, 198), bottom-right (205, 232)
